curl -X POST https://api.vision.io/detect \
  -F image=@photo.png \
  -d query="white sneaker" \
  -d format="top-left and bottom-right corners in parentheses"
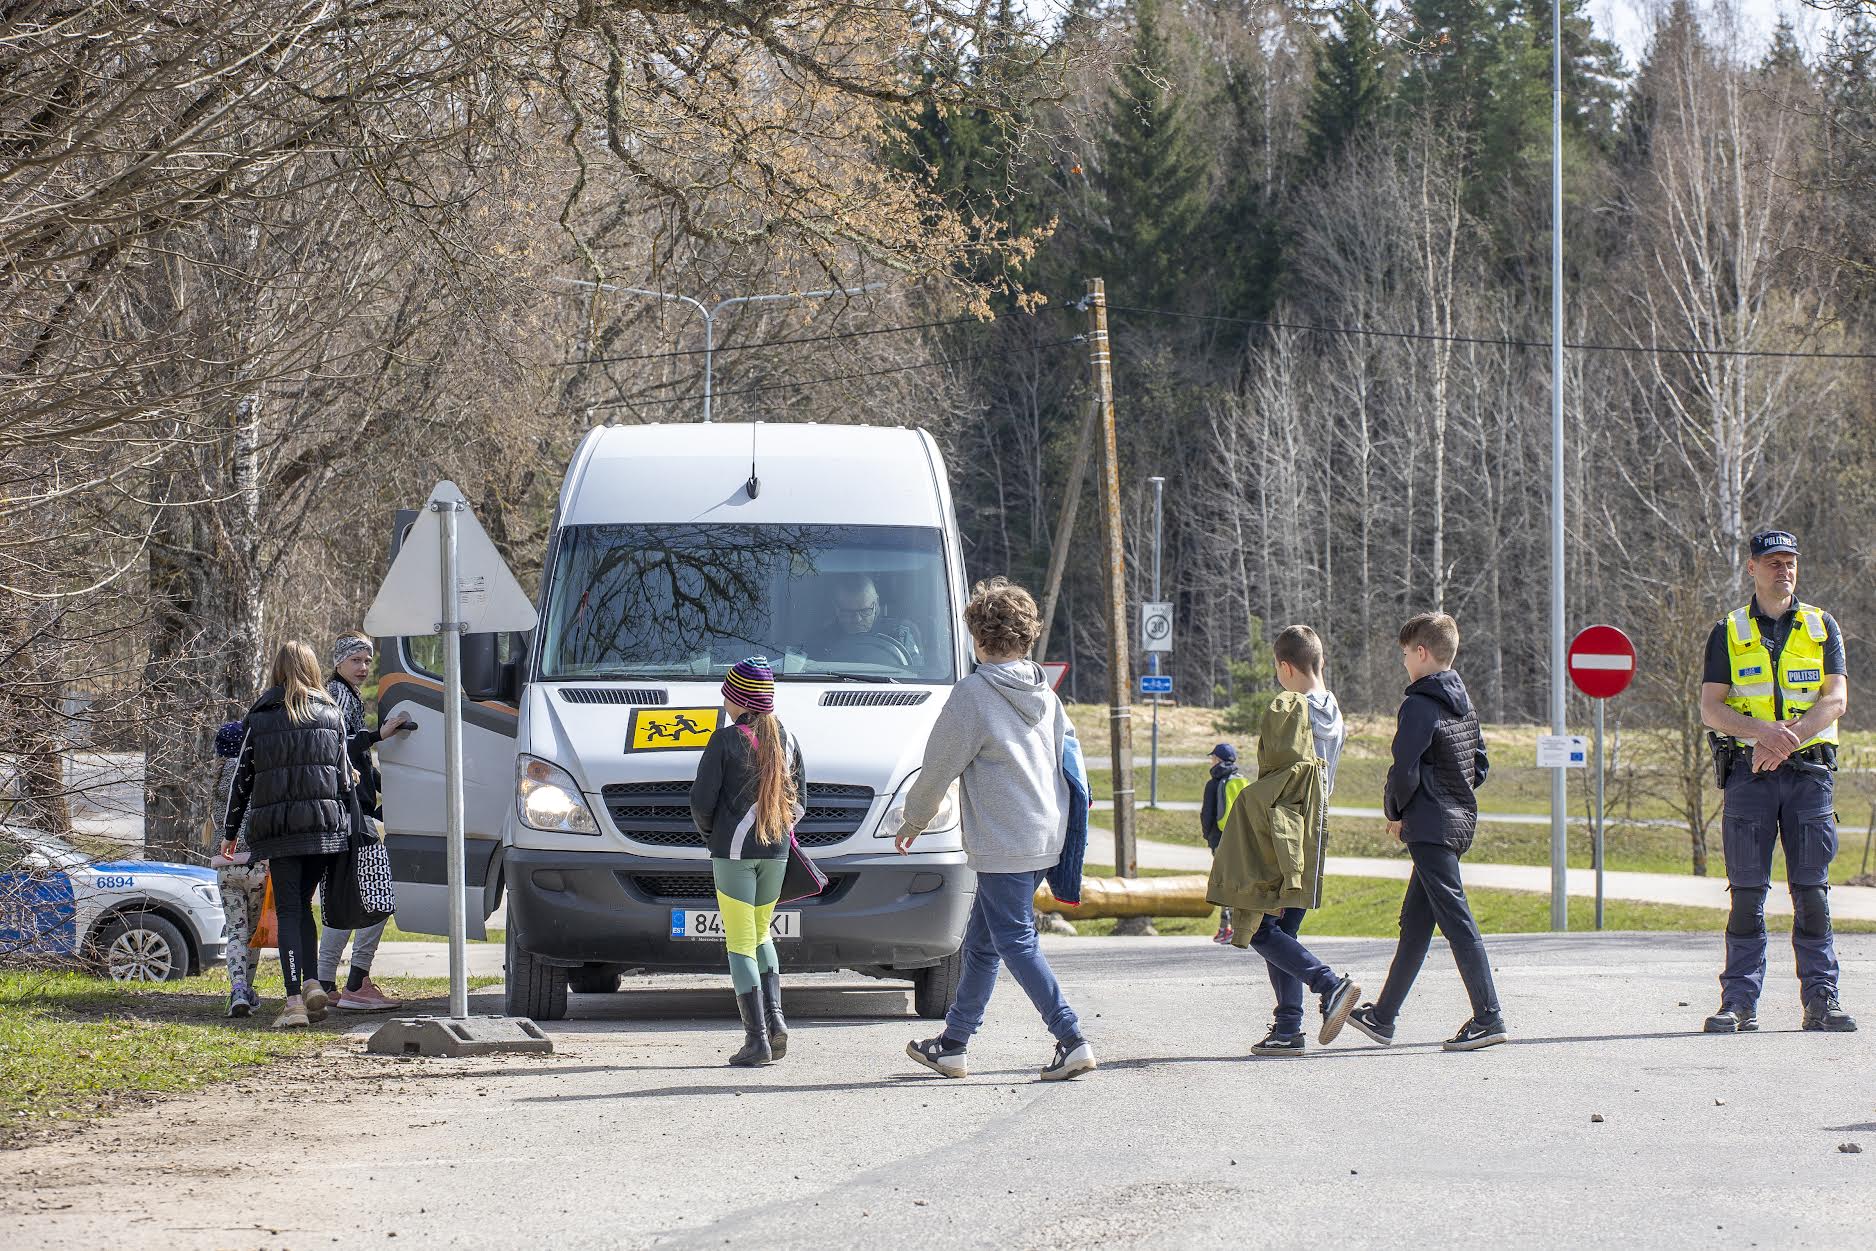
top-left (1040, 1037), bottom-right (1096, 1082)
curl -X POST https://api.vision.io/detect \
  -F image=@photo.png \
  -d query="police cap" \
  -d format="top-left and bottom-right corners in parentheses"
top-left (1750, 530), bottom-right (1799, 558)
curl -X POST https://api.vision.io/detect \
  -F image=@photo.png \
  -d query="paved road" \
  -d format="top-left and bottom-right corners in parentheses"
top-left (1124, 838), bottom-right (1876, 921)
top-left (4, 934), bottom-right (1871, 1248)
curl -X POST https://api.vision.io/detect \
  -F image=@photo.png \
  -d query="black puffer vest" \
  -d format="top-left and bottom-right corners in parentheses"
top-left (1393, 671), bottom-right (1487, 855)
top-left (234, 686), bottom-right (354, 859)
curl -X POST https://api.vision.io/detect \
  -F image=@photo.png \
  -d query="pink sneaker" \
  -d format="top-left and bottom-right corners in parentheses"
top-left (1212, 927), bottom-right (1234, 946)
top-left (336, 978), bottom-right (400, 1012)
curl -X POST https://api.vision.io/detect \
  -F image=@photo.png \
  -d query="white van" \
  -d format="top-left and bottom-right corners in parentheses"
top-left (375, 423), bottom-right (974, 1021)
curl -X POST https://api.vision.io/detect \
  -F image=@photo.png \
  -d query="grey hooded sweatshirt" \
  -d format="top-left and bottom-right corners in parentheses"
top-left (1305, 689), bottom-right (1348, 798)
top-left (898, 659), bottom-right (1074, 874)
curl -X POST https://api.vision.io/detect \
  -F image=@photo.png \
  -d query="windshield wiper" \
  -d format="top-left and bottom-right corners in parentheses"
top-left (778, 672), bottom-right (907, 684)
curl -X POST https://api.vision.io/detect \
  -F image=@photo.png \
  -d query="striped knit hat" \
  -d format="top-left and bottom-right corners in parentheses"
top-left (722, 657), bottom-right (775, 714)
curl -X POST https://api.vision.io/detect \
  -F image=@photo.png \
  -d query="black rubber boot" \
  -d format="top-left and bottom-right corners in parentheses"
top-left (729, 989), bottom-right (772, 1067)
top-left (760, 970), bottom-right (789, 1060)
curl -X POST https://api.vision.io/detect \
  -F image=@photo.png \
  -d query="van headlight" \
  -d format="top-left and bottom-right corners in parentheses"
top-left (191, 883), bottom-right (221, 907)
top-left (879, 772), bottom-right (961, 836)
top-left (517, 755), bottom-right (600, 835)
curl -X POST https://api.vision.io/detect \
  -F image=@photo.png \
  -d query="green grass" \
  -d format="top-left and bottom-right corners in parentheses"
top-left (1059, 875), bottom-right (1876, 938)
top-left (0, 967), bottom-right (499, 1144)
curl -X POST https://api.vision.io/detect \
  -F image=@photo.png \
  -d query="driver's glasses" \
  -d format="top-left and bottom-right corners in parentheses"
top-left (836, 605), bottom-right (878, 624)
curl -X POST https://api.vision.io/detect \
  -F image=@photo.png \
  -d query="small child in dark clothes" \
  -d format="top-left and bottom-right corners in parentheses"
top-left (1347, 611), bottom-right (1508, 1052)
top-left (1200, 743), bottom-right (1245, 943)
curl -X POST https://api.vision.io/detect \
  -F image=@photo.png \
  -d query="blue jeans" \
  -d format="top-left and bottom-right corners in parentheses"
top-left (1249, 908), bottom-right (1339, 1035)
top-left (945, 869), bottom-right (1082, 1045)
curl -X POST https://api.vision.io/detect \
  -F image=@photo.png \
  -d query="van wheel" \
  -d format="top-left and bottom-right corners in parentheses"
top-left (567, 966), bottom-right (622, 995)
top-left (504, 930), bottom-right (568, 1021)
top-left (912, 951), bottom-right (963, 1020)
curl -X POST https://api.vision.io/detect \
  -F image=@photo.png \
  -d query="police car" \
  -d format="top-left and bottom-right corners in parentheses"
top-left (0, 824), bottom-right (227, 982)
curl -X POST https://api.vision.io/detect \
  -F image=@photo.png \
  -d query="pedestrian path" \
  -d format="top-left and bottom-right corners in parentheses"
top-left (1122, 837), bottom-right (1876, 921)
top-left (1096, 798), bottom-right (1874, 836)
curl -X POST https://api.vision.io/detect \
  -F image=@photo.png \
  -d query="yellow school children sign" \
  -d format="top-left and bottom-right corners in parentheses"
top-left (626, 708), bottom-right (720, 752)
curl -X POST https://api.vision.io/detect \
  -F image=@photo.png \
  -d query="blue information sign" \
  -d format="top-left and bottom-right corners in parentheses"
top-left (1139, 674), bottom-right (1173, 695)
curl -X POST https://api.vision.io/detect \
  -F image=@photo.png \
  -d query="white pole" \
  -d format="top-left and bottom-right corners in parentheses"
top-left (1548, 0), bottom-right (1569, 932)
top-left (1594, 697), bottom-right (1606, 931)
top-left (1148, 476), bottom-right (1165, 809)
top-left (437, 498), bottom-right (469, 1020)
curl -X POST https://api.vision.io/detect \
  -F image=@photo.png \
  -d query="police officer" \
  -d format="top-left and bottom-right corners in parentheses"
top-left (1698, 529), bottom-right (1856, 1033)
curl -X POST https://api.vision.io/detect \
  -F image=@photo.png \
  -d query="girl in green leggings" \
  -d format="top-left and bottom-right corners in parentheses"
top-left (688, 657), bottom-right (806, 1066)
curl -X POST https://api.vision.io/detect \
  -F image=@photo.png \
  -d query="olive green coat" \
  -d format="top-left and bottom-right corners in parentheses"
top-left (1205, 691), bottom-right (1328, 931)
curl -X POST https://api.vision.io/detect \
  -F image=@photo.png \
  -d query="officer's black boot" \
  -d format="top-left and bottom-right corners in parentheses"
top-left (760, 970), bottom-right (789, 1060)
top-left (729, 989), bottom-right (773, 1066)
top-left (1802, 989), bottom-right (1857, 1032)
top-left (1703, 1003), bottom-right (1759, 1033)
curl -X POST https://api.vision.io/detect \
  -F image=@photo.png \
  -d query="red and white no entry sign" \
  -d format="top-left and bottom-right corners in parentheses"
top-left (1567, 625), bottom-right (1637, 699)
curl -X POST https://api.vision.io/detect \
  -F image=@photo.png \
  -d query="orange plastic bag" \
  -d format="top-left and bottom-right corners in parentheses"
top-left (248, 872), bottom-right (278, 950)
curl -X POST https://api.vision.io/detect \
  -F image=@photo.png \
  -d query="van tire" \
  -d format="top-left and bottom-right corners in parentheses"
top-left (567, 966), bottom-right (622, 995)
top-left (504, 930), bottom-right (568, 1021)
top-left (912, 951), bottom-right (964, 1020)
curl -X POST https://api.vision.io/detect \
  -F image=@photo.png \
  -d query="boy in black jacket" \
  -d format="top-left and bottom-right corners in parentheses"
top-left (1348, 612), bottom-right (1507, 1052)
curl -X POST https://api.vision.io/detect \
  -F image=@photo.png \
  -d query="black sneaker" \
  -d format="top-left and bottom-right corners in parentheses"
top-left (1703, 1003), bottom-right (1759, 1034)
top-left (1040, 1037), bottom-right (1097, 1082)
top-left (1347, 1003), bottom-right (1396, 1046)
top-left (1251, 1028), bottom-right (1306, 1058)
top-left (1802, 992), bottom-right (1858, 1033)
top-left (1318, 975), bottom-right (1359, 1045)
top-left (906, 1035), bottom-right (968, 1078)
top-left (1442, 1015), bottom-right (1508, 1052)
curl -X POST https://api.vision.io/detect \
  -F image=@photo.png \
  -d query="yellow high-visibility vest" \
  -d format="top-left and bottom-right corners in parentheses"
top-left (1722, 601), bottom-right (1838, 748)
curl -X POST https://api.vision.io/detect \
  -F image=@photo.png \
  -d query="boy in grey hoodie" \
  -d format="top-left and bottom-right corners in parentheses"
top-left (895, 578), bottom-right (1096, 1083)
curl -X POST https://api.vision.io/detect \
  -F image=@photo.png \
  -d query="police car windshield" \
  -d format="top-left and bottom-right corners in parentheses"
top-left (538, 523), bottom-right (957, 683)
top-left (2, 827), bottom-right (83, 869)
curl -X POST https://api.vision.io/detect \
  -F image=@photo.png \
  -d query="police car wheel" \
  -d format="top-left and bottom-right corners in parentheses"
top-left (97, 913), bottom-right (190, 983)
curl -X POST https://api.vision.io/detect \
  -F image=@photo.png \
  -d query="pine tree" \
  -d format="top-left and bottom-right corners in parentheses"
top-left (1303, 0), bottom-right (1392, 172)
top-left (1090, 0), bottom-right (1211, 308)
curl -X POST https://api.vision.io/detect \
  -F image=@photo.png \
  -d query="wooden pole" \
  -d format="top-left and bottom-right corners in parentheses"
top-left (1034, 364), bottom-right (1100, 665)
top-left (1084, 278), bottom-right (1137, 878)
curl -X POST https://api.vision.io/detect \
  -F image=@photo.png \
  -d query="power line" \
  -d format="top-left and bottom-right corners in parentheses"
top-left (1108, 302), bottom-right (1876, 362)
top-left (584, 335), bottom-right (1086, 413)
top-left (565, 305), bottom-right (1074, 367)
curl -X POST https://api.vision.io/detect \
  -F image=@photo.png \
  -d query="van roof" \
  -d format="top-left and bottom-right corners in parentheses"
top-left (560, 422), bottom-right (947, 528)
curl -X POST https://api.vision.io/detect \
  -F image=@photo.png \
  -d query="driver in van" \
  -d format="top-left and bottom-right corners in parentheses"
top-left (808, 575), bottom-right (922, 667)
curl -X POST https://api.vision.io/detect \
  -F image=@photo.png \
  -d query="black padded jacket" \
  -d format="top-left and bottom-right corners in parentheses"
top-left (689, 715), bottom-right (807, 860)
top-left (223, 685), bottom-right (358, 860)
top-left (1383, 670), bottom-right (1490, 854)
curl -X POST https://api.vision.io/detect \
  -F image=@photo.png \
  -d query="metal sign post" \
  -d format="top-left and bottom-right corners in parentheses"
top-left (1147, 476), bottom-right (1165, 810)
top-left (1567, 625), bottom-right (1637, 933)
top-left (362, 480), bottom-right (550, 1057)
top-left (436, 498), bottom-right (469, 1020)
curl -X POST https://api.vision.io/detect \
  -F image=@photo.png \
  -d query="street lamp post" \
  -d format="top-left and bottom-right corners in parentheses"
top-left (551, 277), bottom-right (884, 422)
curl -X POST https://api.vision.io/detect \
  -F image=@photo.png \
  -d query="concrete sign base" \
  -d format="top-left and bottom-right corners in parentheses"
top-left (367, 1015), bottom-right (554, 1058)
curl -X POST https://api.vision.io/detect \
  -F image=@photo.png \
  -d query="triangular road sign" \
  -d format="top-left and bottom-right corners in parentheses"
top-left (363, 481), bottom-right (539, 637)
top-left (1041, 662), bottom-right (1069, 692)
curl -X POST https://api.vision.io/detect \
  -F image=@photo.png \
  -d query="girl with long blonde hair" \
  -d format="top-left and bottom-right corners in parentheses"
top-left (223, 640), bottom-right (359, 1028)
top-left (687, 657), bottom-right (805, 1066)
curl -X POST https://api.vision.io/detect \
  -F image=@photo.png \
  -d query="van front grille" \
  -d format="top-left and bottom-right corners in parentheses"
top-left (602, 781), bottom-right (876, 849)
top-left (819, 689), bottom-right (931, 707)
top-left (629, 872), bottom-right (848, 903)
top-left (559, 687), bottom-right (669, 705)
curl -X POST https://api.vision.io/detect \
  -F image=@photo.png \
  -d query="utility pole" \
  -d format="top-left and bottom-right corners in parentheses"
top-left (1547, 0), bottom-right (1569, 932)
top-left (1084, 278), bottom-right (1137, 880)
top-left (550, 277), bottom-right (882, 422)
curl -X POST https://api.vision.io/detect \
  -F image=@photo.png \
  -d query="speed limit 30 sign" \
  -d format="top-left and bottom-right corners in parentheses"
top-left (1140, 601), bottom-right (1174, 654)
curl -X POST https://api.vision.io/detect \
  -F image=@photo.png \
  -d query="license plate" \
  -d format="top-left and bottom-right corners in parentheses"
top-left (670, 909), bottom-right (801, 940)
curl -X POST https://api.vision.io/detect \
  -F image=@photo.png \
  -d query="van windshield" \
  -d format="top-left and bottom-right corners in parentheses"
top-left (538, 524), bottom-right (958, 683)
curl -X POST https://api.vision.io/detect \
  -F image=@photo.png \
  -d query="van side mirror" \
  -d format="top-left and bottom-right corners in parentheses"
top-left (460, 632), bottom-right (526, 703)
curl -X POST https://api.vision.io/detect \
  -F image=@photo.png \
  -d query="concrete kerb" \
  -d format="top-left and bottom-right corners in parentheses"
top-left (366, 1015), bottom-right (554, 1058)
